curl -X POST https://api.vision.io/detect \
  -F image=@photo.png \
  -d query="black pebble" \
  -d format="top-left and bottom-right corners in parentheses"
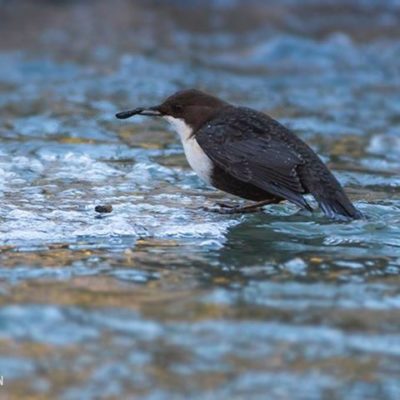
top-left (95, 204), bottom-right (113, 213)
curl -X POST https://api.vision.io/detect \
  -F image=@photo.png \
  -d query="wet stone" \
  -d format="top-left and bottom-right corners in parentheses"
top-left (94, 204), bottom-right (113, 214)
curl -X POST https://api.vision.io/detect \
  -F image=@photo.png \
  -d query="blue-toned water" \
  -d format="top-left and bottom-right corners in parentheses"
top-left (0, 1), bottom-right (400, 399)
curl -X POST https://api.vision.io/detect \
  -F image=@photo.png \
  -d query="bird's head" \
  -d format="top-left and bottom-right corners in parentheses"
top-left (116, 89), bottom-right (229, 133)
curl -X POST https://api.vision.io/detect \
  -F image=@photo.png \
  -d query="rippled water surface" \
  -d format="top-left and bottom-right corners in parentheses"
top-left (1, 1), bottom-right (400, 399)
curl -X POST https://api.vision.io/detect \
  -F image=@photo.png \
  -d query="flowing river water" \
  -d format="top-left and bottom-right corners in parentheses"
top-left (0, 1), bottom-right (400, 399)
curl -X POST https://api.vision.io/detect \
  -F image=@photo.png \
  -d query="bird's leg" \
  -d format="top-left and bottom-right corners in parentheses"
top-left (206, 199), bottom-right (280, 214)
top-left (220, 199), bottom-right (277, 214)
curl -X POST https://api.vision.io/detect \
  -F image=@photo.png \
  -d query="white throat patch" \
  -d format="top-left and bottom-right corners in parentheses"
top-left (164, 116), bottom-right (213, 184)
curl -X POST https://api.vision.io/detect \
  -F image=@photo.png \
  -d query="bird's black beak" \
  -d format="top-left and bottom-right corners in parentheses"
top-left (115, 106), bottom-right (162, 119)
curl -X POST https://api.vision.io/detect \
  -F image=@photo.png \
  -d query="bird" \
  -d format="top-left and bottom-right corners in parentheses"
top-left (116, 89), bottom-right (362, 221)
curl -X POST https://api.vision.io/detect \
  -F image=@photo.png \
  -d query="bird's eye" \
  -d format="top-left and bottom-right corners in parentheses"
top-left (172, 104), bottom-right (183, 114)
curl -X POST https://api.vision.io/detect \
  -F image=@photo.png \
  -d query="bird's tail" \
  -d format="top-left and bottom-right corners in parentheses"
top-left (313, 189), bottom-right (362, 221)
top-left (299, 162), bottom-right (362, 221)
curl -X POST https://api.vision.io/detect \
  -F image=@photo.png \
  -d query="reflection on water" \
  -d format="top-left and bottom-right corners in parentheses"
top-left (0, 0), bottom-right (400, 399)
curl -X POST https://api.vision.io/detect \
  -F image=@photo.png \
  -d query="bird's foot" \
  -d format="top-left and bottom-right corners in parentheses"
top-left (203, 205), bottom-right (258, 214)
top-left (204, 199), bottom-right (277, 214)
top-left (215, 202), bottom-right (236, 209)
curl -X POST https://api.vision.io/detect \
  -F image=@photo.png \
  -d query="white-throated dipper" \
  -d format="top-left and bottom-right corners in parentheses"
top-left (116, 89), bottom-right (362, 220)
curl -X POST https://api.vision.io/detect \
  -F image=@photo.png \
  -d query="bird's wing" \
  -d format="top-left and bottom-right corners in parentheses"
top-left (196, 108), bottom-right (312, 210)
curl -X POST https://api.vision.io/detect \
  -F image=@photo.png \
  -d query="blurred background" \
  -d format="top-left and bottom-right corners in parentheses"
top-left (0, 0), bottom-right (400, 399)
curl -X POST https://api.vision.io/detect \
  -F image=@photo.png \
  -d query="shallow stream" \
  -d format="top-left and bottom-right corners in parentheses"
top-left (0, 1), bottom-right (400, 399)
